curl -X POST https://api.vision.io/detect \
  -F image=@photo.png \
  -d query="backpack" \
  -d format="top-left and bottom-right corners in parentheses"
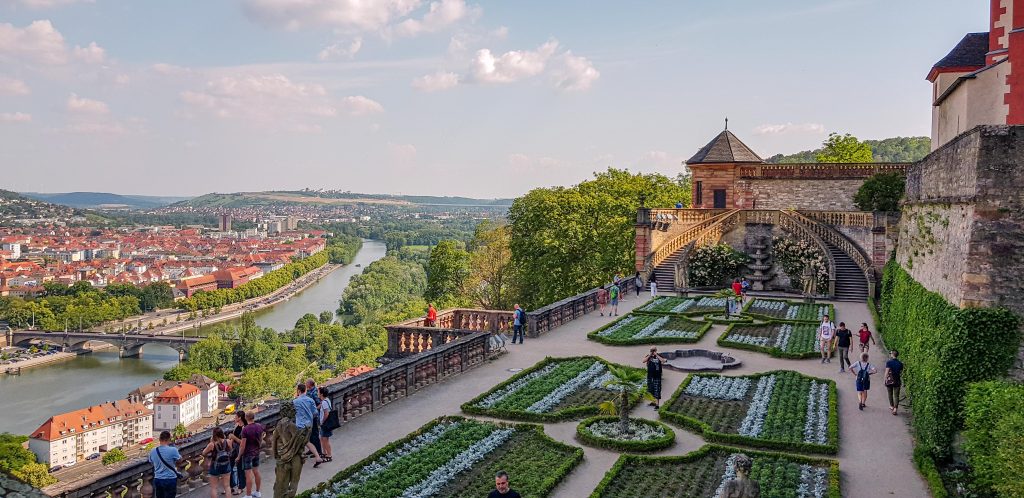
top-left (213, 441), bottom-right (231, 467)
top-left (856, 363), bottom-right (871, 384)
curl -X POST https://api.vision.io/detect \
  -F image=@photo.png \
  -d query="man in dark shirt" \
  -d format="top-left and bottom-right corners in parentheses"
top-left (885, 350), bottom-right (905, 415)
top-left (488, 471), bottom-right (521, 498)
top-left (834, 322), bottom-right (854, 373)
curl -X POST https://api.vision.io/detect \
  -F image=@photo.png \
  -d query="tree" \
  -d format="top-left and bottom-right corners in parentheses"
top-left (597, 365), bottom-right (651, 435)
top-left (424, 240), bottom-right (469, 307)
top-left (10, 462), bottom-right (56, 488)
top-left (854, 173), bottom-right (905, 211)
top-left (101, 448), bottom-right (126, 466)
top-left (815, 133), bottom-right (873, 163)
top-left (172, 424), bottom-right (187, 439)
top-left (187, 335), bottom-right (234, 372)
top-left (319, 311), bottom-right (334, 325)
top-left (464, 221), bottom-right (514, 309)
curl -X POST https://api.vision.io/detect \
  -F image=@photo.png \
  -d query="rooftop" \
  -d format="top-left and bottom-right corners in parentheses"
top-left (685, 130), bottom-right (764, 165)
top-left (927, 32), bottom-right (989, 81)
top-left (31, 400), bottom-right (151, 441)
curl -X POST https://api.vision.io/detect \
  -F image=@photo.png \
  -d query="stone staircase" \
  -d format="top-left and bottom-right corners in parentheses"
top-left (651, 246), bottom-right (687, 294)
top-left (826, 241), bottom-right (870, 302)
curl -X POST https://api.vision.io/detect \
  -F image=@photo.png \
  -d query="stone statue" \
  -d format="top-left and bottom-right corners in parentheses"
top-left (801, 265), bottom-right (816, 300)
top-left (722, 454), bottom-right (761, 498)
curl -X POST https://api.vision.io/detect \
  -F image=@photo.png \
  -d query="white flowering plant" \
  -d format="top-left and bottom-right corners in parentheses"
top-left (576, 415), bottom-right (676, 452)
top-left (771, 236), bottom-right (830, 294)
top-left (718, 322), bottom-right (821, 358)
top-left (589, 312), bottom-right (711, 345)
top-left (688, 243), bottom-right (749, 287)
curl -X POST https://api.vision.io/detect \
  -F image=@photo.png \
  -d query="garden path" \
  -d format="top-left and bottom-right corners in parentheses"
top-left (183, 294), bottom-right (927, 498)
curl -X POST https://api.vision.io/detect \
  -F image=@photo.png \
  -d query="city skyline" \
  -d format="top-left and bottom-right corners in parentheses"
top-left (0, 0), bottom-right (987, 197)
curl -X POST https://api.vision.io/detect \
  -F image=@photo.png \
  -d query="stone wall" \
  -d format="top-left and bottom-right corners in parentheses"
top-left (898, 125), bottom-right (1024, 379)
top-left (736, 179), bottom-right (865, 211)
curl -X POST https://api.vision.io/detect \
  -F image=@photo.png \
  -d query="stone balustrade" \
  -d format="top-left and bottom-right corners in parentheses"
top-left (384, 309), bottom-right (512, 357)
top-left (786, 210), bottom-right (876, 297)
top-left (526, 279), bottom-right (636, 337)
top-left (777, 210), bottom-right (837, 297)
top-left (736, 162), bottom-right (909, 179)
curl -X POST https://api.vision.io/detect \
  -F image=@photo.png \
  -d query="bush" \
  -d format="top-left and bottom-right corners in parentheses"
top-left (879, 260), bottom-right (1020, 459)
top-left (688, 243), bottom-right (748, 287)
top-left (771, 237), bottom-right (829, 294)
top-left (854, 172), bottom-right (905, 211)
top-left (101, 448), bottom-right (126, 466)
top-left (575, 416), bottom-right (675, 452)
top-left (963, 381), bottom-right (1024, 497)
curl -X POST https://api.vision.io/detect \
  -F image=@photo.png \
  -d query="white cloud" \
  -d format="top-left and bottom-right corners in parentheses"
top-left (0, 112), bottom-right (32, 123)
top-left (0, 76), bottom-right (30, 96)
top-left (151, 63), bottom-right (192, 76)
top-left (388, 0), bottom-right (478, 38)
top-left (0, 20), bottom-right (106, 66)
top-left (471, 40), bottom-right (559, 84)
top-left (318, 37), bottom-right (362, 61)
top-left (340, 95), bottom-right (384, 115)
top-left (241, 0), bottom-right (422, 32)
top-left (72, 41), bottom-right (105, 63)
top-left (507, 153), bottom-right (564, 171)
top-left (67, 93), bottom-right (109, 114)
top-left (551, 51), bottom-right (599, 91)
top-left (5, 0), bottom-right (93, 8)
top-left (753, 122), bottom-right (826, 135)
top-left (389, 142), bottom-right (417, 162)
top-left (411, 71), bottom-right (459, 92)
top-left (63, 121), bottom-right (129, 134)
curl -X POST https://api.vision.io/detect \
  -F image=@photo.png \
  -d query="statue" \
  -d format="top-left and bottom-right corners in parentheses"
top-left (801, 265), bottom-right (816, 302)
top-left (722, 454), bottom-right (761, 498)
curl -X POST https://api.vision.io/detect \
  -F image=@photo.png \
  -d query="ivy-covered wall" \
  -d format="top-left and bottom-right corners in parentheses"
top-left (880, 260), bottom-right (1020, 460)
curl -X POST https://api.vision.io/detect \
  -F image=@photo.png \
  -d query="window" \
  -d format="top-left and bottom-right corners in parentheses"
top-left (695, 181), bottom-right (703, 205)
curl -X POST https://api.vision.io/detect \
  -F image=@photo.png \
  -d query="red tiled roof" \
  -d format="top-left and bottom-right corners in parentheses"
top-left (155, 384), bottom-right (200, 404)
top-left (31, 400), bottom-right (151, 441)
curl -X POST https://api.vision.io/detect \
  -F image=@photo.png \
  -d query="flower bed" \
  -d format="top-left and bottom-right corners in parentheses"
top-left (576, 416), bottom-right (676, 452)
top-left (589, 445), bottom-right (840, 498)
top-left (659, 371), bottom-right (839, 454)
top-left (588, 313), bottom-right (711, 345)
top-left (702, 313), bottom-right (755, 325)
top-left (718, 322), bottom-right (820, 358)
top-left (462, 357), bottom-right (646, 422)
top-left (635, 296), bottom-right (733, 317)
top-left (742, 298), bottom-right (835, 323)
top-left (301, 416), bottom-right (582, 498)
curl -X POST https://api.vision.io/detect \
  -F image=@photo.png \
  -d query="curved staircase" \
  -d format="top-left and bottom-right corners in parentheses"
top-left (826, 242), bottom-right (870, 302)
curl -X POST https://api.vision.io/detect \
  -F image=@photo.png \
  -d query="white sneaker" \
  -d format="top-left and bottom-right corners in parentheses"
top-left (253, 492), bottom-right (262, 498)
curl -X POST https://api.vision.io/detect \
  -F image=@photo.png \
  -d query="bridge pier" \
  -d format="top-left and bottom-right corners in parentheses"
top-left (119, 346), bottom-right (142, 358)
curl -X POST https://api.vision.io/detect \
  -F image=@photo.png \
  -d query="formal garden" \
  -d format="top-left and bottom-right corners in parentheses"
top-left (588, 314), bottom-right (712, 345)
top-left (718, 322), bottom-right (822, 358)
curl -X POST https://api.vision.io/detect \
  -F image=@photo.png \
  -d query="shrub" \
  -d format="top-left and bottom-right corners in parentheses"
top-left (963, 381), bottom-right (1024, 497)
top-left (879, 260), bottom-right (1020, 459)
top-left (771, 237), bottom-right (829, 294)
top-left (688, 243), bottom-right (748, 287)
top-left (101, 448), bottom-right (126, 466)
top-left (854, 172), bottom-right (905, 211)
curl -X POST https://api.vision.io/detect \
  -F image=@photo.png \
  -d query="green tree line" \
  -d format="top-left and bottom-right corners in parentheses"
top-left (0, 281), bottom-right (173, 331)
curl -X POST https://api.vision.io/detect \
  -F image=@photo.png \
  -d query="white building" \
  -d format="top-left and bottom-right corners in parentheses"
top-left (28, 400), bottom-right (152, 467)
top-left (189, 374), bottom-right (219, 416)
top-left (153, 384), bottom-right (202, 431)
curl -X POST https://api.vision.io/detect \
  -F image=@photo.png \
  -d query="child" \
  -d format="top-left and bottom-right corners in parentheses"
top-left (858, 323), bottom-right (876, 353)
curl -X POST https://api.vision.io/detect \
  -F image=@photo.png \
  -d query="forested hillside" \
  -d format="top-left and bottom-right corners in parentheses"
top-left (766, 136), bottom-right (930, 163)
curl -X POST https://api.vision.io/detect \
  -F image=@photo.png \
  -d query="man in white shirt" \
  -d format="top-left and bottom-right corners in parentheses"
top-left (817, 315), bottom-right (836, 364)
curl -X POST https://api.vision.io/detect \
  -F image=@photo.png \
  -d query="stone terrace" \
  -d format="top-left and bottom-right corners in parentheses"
top-left (184, 294), bottom-right (928, 498)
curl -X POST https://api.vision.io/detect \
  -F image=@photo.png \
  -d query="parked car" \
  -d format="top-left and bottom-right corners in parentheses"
top-left (63, 462), bottom-right (76, 468)
top-left (139, 437), bottom-right (153, 445)
top-left (86, 453), bottom-right (100, 460)
top-left (48, 465), bottom-right (63, 473)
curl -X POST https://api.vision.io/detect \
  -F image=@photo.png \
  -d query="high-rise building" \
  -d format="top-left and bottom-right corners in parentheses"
top-left (218, 214), bottom-right (232, 232)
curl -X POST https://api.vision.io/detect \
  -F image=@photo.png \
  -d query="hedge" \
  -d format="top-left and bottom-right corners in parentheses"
top-left (575, 416), bottom-right (675, 452)
top-left (740, 298), bottom-right (836, 324)
top-left (588, 444), bottom-right (841, 498)
top-left (879, 260), bottom-right (1020, 459)
top-left (587, 314), bottom-right (712, 346)
top-left (658, 371), bottom-right (840, 455)
top-left (702, 313), bottom-right (754, 325)
top-left (716, 321), bottom-right (820, 360)
top-left (963, 381), bottom-right (1024, 497)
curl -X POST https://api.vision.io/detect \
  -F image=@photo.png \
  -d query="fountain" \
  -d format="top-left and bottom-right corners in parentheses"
top-left (744, 236), bottom-right (774, 291)
top-left (658, 349), bottom-right (741, 372)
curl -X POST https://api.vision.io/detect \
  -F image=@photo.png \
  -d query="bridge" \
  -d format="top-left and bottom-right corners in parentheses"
top-left (8, 330), bottom-right (204, 360)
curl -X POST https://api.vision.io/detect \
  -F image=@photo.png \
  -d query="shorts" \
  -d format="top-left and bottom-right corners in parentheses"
top-left (611, 298), bottom-right (618, 306)
top-left (209, 462), bottom-right (231, 476)
top-left (241, 455), bottom-right (260, 470)
top-left (321, 429), bottom-right (334, 438)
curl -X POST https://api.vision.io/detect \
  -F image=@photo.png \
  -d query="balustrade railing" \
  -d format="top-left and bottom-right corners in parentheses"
top-left (639, 208), bottom-right (728, 226)
top-left (736, 162), bottom-right (909, 179)
top-left (777, 210), bottom-right (837, 298)
top-left (527, 279), bottom-right (636, 336)
top-left (786, 210), bottom-right (876, 297)
top-left (640, 210), bottom-right (736, 282)
top-left (42, 332), bottom-right (491, 498)
top-left (672, 210), bottom-right (745, 290)
top-left (798, 210), bottom-right (875, 228)
top-left (384, 309), bottom-right (513, 358)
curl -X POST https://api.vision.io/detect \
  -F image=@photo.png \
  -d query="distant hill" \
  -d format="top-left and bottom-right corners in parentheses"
top-left (766, 136), bottom-right (930, 163)
top-left (21, 192), bottom-right (191, 209)
top-left (0, 189), bottom-right (90, 224)
top-left (176, 191), bottom-right (514, 209)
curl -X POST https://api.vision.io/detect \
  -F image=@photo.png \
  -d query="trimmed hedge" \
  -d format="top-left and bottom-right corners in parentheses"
top-left (879, 260), bottom-right (1020, 459)
top-left (717, 322), bottom-right (820, 359)
top-left (963, 380), bottom-right (1024, 497)
top-left (588, 444), bottom-right (841, 498)
top-left (658, 371), bottom-right (840, 455)
top-left (587, 314), bottom-right (712, 346)
top-left (461, 356), bottom-right (644, 423)
top-left (740, 298), bottom-right (836, 324)
top-left (575, 416), bottom-right (675, 452)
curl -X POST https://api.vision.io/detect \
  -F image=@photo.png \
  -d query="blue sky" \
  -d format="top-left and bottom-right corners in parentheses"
top-left (0, 0), bottom-right (988, 197)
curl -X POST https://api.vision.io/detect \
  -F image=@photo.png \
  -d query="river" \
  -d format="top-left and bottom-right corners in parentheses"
top-left (0, 240), bottom-right (386, 435)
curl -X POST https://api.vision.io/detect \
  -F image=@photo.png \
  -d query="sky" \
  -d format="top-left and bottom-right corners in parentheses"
top-left (0, 0), bottom-right (989, 198)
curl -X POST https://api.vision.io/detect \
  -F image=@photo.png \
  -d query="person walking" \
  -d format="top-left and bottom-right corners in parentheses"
top-left (650, 279), bottom-right (658, 297)
top-left (512, 304), bottom-right (525, 344)
top-left (425, 303), bottom-right (437, 327)
top-left (643, 347), bottom-right (664, 408)
top-left (292, 383), bottom-right (324, 467)
top-left (304, 379), bottom-right (324, 459)
top-left (272, 402), bottom-right (307, 498)
top-left (236, 411), bottom-right (265, 498)
top-left (835, 322), bottom-right (853, 372)
top-left (740, 278), bottom-right (750, 300)
top-left (858, 323), bottom-right (876, 353)
top-left (634, 272), bottom-right (643, 297)
top-left (489, 471), bottom-right (522, 498)
top-left (609, 283), bottom-right (620, 316)
top-left (149, 431), bottom-right (181, 498)
top-left (884, 350), bottom-right (905, 416)
top-left (228, 411), bottom-right (248, 495)
top-left (203, 428), bottom-right (233, 498)
top-left (731, 278), bottom-right (742, 296)
top-left (597, 286), bottom-right (609, 316)
top-left (317, 387), bottom-right (333, 461)
top-left (851, 352), bottom-right (877, 410)
top-left (817, 315), bottom-right (836, 363)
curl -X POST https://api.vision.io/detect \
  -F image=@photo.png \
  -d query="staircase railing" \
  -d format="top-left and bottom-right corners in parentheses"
top-left (786, 210), bottom-right (876, 298)
top-left (640, 210), bottom-right (736, 282)
top-left (672, 210), bottom-right (744, 291)
top-left (798, 210), bottom-right (874, 228)
top-left (777, 210), bottom-right (836, 298)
